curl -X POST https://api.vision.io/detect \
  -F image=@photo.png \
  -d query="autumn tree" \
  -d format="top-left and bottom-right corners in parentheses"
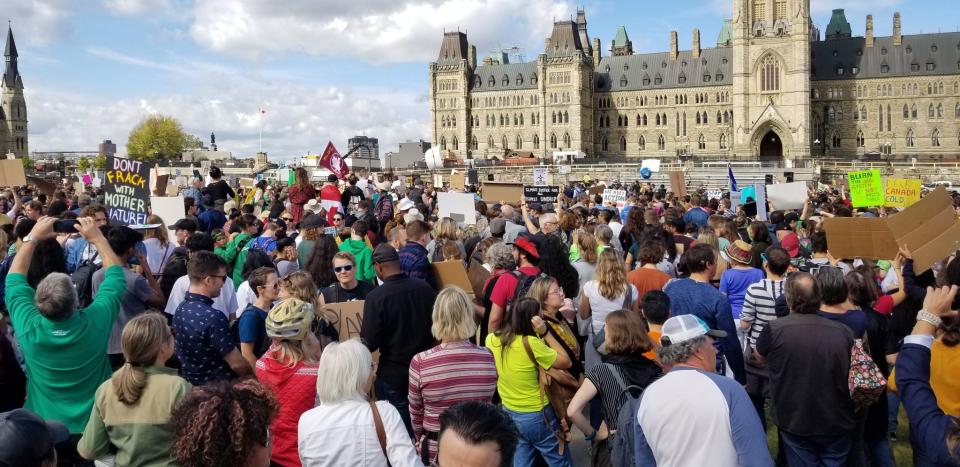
top-left (126, 115), bottom-right (190, 162)
top-left (77, 156), bottom-right (91, 173)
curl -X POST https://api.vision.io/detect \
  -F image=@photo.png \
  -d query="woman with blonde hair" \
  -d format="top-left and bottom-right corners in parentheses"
top-left (697, 231), bottom-right (729, 284)
top-left (426, 217), bottom-right (463, 262)
top-left (78, 313), bottom-right (191, 466)
top-left (571, 228), bottom-right (599, 289)
top-left (256, 298), bottom-right (322, 467)
top-left (299, 339), bottom-right (421, 466)
top-left (408, 287), bottom-right (497, 464)
top-left (528, 277), bottom-right (582, 378)
top-left (580, 248), bottom-right (639, 369)
top-left (280, 271), bottom-right (338, 344)
top-left (142, 214), bottom-right (176, 275)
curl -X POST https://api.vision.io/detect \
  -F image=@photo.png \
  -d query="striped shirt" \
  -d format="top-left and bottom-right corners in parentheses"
top-left (741, 278), bottom-right (785, 349)
top-left (408, 340), bottom-right (497, 462)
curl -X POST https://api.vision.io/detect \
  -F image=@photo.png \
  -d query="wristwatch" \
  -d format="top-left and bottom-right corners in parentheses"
top-left (916, 309), bottom-right (943, 328)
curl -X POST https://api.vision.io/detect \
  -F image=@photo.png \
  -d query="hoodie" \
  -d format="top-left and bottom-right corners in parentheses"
top-left (255, 351), bottom-right (319, 467)
top-left (338, 238), bottom-right (376, 282)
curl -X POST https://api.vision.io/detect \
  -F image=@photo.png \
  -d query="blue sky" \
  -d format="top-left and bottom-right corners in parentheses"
top-left (7, 0), bottom-right (958, 161)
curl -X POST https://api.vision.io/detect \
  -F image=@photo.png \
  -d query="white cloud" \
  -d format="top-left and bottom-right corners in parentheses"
top-left (188, 0), bottom-right (573, 63)
top-left (5, 0), bottom-right (74, 46)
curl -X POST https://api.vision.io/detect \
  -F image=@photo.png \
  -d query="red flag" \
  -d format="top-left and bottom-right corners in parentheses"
top-left (320, 141), bottom-right (348, 179)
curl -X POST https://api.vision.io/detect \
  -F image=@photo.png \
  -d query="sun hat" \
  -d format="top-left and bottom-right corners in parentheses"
top-left (403, 208), bottom-right (424, 224)
top-left (660, 314), bottom-right (727, 346)
top-left (509, 233), bottom-right (540, 259)
top-left (721, 239), bottom-right (753, 265)
top-left (397, 198), bottom-right (416, 212)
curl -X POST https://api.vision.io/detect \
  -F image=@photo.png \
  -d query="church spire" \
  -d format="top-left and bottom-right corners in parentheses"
top-left (5, 23), bottom-right (17, 59)
top-left (4, 23), bottom-right (20, 88)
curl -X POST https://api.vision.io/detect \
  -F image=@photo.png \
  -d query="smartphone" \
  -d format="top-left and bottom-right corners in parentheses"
top-left (53, 219), bottom-right (80, 233)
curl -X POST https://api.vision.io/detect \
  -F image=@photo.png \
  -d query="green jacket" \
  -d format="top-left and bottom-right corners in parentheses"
top-left (338, 238), bottom-right (376, 282)
top-left (215, 232), bottom-right (253, 285)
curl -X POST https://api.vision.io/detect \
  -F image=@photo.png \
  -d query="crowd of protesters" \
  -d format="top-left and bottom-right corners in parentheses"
top-left (0, 166), bottom-right (959, 467)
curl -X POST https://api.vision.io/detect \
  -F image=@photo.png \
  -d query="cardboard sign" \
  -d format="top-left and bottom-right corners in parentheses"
top-left (73, 182), bottom-right (85, 194)
top-left (467, 260), bottom-right (491, 299)
top-left (152, 174), bottom-right (169, 197)
top-left (848, 169), bottom-right (883, 207)
top-left (105, 156), bottom-right (152, 225)
top-left (433, 260), bottom-right (474, 296)
top-left (754, 183), bottom-right (768, 221)
top-left (481, 182), bottom-right (523, 204)
top-left (532, 167), bottom-right (549, 187)
top-left (884, 178), bottom-right (922, 208)
top-left (26, 176), bottom-right (57, 198)
top-left (322, 300), bottom-right (365, 341)
top-left (587, 185), bottom-right (607, 196)
top-left (0, 160), bottom-right (26, 187)
top-left (239, 178), bottom-right (255, 188)
top-left (437, 192), bottom-right (476, 225)
top-left (449, 172), bottom-right (465, 191)
top-left (822, 217), bottom-right (900, 260)
top-left (641, 159), bottom-right (661, 172)
top-left (602, 189), bottom-right (627, 209)
top-left (524, 186), bottom-right (560, 205)
top-left (885, 187), bottom-right (960, 273)
top-left (150, 196), bottom-right (185, 230)
top-left (558, 165), bottom-right (571, 175)
top-left (668, 171), bottom-right (686, 197)
top-left (765, 181), bottom-right (808, 210)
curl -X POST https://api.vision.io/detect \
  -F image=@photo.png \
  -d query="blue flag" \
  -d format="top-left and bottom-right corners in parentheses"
top-left (728, 165), bottom-right (738, 192)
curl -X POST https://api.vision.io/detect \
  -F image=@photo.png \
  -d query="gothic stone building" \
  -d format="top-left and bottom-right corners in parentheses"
top-left (428, 1), bottom-right (960, 161)
top-left (1, 26), bottom-right (27, 158)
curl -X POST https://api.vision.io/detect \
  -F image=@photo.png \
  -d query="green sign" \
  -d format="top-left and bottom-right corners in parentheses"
top-left (848, 169), bottom-right (883, 207)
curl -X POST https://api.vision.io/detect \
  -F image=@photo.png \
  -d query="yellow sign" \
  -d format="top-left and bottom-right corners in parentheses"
top-left (848, 169), bottom-right (883, 208)
top-left (884, 178), bottom-right (922, 208)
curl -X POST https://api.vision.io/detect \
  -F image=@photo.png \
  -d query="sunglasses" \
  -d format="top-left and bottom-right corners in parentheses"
top-left (334, 217), bottom-right (344, 222)
top-left (281, 217), bottom-right (294, 221)
top-left (333, 264), bottom-right (354, 273)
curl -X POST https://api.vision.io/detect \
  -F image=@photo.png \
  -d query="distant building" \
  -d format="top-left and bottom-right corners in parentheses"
top-left (391, 140), bottom-right (432, 169)
top-left (99, 140), bottom-right (117, 158)
top-left (1, 25), bottom-right (27, 158)
top-left (347, 136), bottom-right (381, 171)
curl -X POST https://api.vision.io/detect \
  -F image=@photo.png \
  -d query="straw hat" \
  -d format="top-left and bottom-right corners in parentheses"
top-left (721, 240), bottom-right (753, 265)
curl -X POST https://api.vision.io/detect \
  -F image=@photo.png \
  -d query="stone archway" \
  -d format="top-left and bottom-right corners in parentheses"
top-left (759, 130), bottom-right (783, 159)
top-left (750, 120), bottom-right (792, 160)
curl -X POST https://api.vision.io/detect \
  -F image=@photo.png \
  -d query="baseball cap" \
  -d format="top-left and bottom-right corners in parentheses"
top-left (300, 213), bottom-right (325, 230)
top-left (509, 233), bottom-right (540, 259)
top-left (371, 243), bottom-right (400, 264)
top-left (660, 315), bottom-right (727, 346)
top-left (0, 409), bottom-right (70, 466)
top-left (168, 218), bottom-right (198, 232)
top-left (489, 218), bottom-right (506, 236)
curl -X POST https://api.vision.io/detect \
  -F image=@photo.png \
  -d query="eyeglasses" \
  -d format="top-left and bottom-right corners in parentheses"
top-left (281, 217), bottom-right (294, 222)
top-left (208, 274), bottom-right (227, 282)
top-left (333, 264), bottom-right (354, 273)
top-left (333, 217), bottom-right (344, 222)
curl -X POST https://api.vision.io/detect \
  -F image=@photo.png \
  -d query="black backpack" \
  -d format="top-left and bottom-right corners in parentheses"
top-left (610, 365), bottom-right (647, 467)
top-left (71, 253), bottom-right (101, 309)
top-left (507, 270), bottom-right (544, 311)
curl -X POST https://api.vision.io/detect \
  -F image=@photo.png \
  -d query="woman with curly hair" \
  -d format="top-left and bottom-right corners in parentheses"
top-left (304, 235), bottom-right (339, 289)
top-left (170, 379), bottom-right (278, 467)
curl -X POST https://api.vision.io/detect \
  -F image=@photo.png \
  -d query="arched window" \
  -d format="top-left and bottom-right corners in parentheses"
top-left (642, 114), bottom-right (648, 126)
top-left (906, 129), bottom-right (915, 147)
top-left (601, 136), bottom-right (609, 151)
top-left (856, 131), bottom-right (864, 148)
top-left (488, 75), bottom-right (495, 87)
top-left (636, 114), bottom-right (642, 126)
top-left (516, 74), bottom-right (524, 85)
top-left (564, 133), bottom-right (571, 148)
top-left (929, 104), bottom-right (936, 118)
top-left (955, 103), bottom-right (960, 118)
top-left (698, 134), bottom-right (706, 150)
top-left (723, 111), bottom-right (729, 123)
top-left (831, 133), bottom-right (841, 148)
top-left (564, 111), bottom-right (569, 124)
top-left (717, 111), bottom-right (722, 124)
top-left (619, 136), bottom-right (627, 151)
top-left (639, 135), bottom-right (646, 151)
top-left (552, 112), bottom-right (557, 124)
top-left (657, 135), bottom-right (666, 150)
top-left (760, 54), bottom-right (781, 91)
top-left (911, 104), bottom-right (918, 119)
top-left (516, 135), bottom-right (522, 149)
top-left (502, 74), bottom-right (509, 86)
top-left (550, 133), bottom-right (557, 149)
top-left (531, 74), bottom-right (538, 85)
top-left (440, 136), bottom-right (447, 150)
top-left (471, 135), bottom-right (478, 150)
top-left (719, 134), bottom-right (727, 149)
top-left (452, 136), bottom-right (459, 150)
top-left (861, 106), bottom-right (867, 121)
top-left (502, 135), bottom-right (509, 150)
top-left (937, 104), bottom-right (943, 118)
top-left (828, 106), bottom-right (836, 121)
top-left (655, 114), bottom-right (661, 126)
top-left (696, 113), bottom-right (702, 125)
top-left (488, 135), bottom-right (495, 148)
top-left (662, 114), bottom-right (667, 126)
top-left (932, 129), bottom-right (941, 146)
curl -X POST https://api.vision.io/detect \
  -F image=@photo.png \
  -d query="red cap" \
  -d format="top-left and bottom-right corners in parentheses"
top-left (780, 232), bottom-right (800, 258)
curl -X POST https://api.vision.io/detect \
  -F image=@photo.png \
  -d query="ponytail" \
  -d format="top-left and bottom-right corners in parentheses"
top-left (113, 363), bottom-right (149, 405)
top-left (111, 313), bottom-right (170, 405)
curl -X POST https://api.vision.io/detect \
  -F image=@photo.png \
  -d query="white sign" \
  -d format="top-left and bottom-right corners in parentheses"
top-left (558, 165), bottom-right (571, 175)
top-left (765, 181), bottom-right (808, 210)
top-left (532, 167), bottom-right (549, 187)
top-left (437, 192), bottom-right (477, 226)
top-left (706, 190), bottom-right (723, 200)
top-left (150, 196), bottom-right (185, 230)
top-left (641, 159), bottom-right (662, 172)
top-left (602, 189), bottom-right (627, 210)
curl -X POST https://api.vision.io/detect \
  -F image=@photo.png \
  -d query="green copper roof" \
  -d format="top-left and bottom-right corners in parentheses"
top-left (613, 26), bottom-right (630, 47)
top-left (717, 19), bottom-right (733, 46)
top-left (825, 9), bottom-right (852, 39)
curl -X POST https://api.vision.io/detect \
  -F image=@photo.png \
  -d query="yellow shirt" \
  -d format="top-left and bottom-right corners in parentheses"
top-left (889, 339), bottom-right (960, 417)
top-left (485, 333), bottom-right (557, 412)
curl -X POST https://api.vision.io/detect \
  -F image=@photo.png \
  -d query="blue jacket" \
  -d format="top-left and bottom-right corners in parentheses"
top-left (682, 207), bottom-right (710, 228)
top-left (896, 336), bottom-right (960, 466)
top-left (198, 209), bottom-right (227, 233)
top-left (398, 241), bottom-right (436, 290)
top-left (65, 238), bottom-right (90, 274)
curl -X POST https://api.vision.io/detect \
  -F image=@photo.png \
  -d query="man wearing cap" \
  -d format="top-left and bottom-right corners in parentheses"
top-left (487, 217), bottom-right (506, 240)
top-left (0, 409), bottom-right (70, 467)
top-left (487, 233), bottom-right (541, 332)
top-left (362, 243), bottom-right (437, 435)
top-left (635, 315), bottom-right (771, 467)
top-left (755, 273), bottom-right (855, 466)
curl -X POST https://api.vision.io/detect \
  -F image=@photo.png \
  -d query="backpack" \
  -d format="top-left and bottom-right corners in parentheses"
top-left (610, 365), bottom-right (647, 467)
top-left (849, 337), bottom-right (886, 410)
top-left (71, 253), bottom-right (102, 309)
top-left (507, 270), bottom-right (544, 311)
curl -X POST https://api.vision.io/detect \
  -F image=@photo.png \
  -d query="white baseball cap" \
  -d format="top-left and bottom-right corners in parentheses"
top-left (660, 315), bottom-right (727, 346)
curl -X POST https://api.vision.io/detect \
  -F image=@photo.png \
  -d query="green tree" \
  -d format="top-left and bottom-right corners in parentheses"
top-left (126, 115), bottom-right (189, 162)
top-left (93, 154), bottom-right (107, 170)
top-left (184, 134), bottom-right (204, 150)
top-left (20, 155), bottom-right (32, 171)
top-left (77, 156), bottom-right (91, 173)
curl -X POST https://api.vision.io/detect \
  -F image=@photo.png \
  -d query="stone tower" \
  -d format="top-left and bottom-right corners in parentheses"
top-left (429, 31), bottom-right (472, 159)
top-left (731, 0), bottom-right (811, 159)
top-left (2, 25), bottom-right (27, 158)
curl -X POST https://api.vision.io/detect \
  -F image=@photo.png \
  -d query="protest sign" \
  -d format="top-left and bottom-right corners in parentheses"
top-left (532, 167), bottom-right (549, 186)
top-left (848, 169), bottom-right (883, 207)
top-left (82, 174), bottom-right (92, 185)
top-left (754, 184), bottom-right (768, 221)
top-left (0, 159), bottom-right (26, 187)
top-left (602, 189), bottom-right (627, 210)
top-left (449, 172), bottom-right (465, 191)
top-left (481, 182), bottom-right (523, 204)
top-left (730, 191), bottom-right (741, 214)
top-left (437, 192), bottom-right (476, 225)
top-left (323, 301), bottom-right (365, 341)
top-left (433, 174), bottom-right (444, 188)
top-left (73, 182), bottom-right (84, 194)
top-left (641, 159), bottom-right (661, 172)
top-left (822, 218), bottom-right (899, 260)
top-left (524, 186), bottom-right (560, 205)
top-left (25, 177), bottom-right (56, 198)
top-left (150, 196), bottom-right (185, 230)
top-left (668, 171), bottom-right (686, 197)
top-left (884, 178), bottom-right (922, 208)
top-left (885, 187), bottom-right (960, 273)
top-left (433, 261), bottom-right (474, 296)
top-left (705, 190), bottom-right (723, 200)
top-left (467, 260), bottom-right (491, 298)
top-left (765, 181), bottom-right (808, 210)
top-left (587, 185), bottom-right (607, 196)
top-left (152, 174), bottom-right (169, 197)
top-left (558, 165), bottom-right (571, 175)
top-left (239, 178), bottom-right (254, 188)
top-left (104, 156), bottom-right (151, 226)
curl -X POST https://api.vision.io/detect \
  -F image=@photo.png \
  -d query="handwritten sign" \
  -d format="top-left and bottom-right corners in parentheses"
top-left (323, 300), bottom-right (365, 341)
top-left (602, 189), bottom-right (627, 210)
top-left (884, 178), bottom-right (922, 208)
top-left (105, 156), bottom-right (151, 225)
top-left (848, 169), bottom-right (883, 208)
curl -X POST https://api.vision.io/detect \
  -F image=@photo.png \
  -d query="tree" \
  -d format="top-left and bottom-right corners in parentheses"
top-left (93, 154), bottom-right (107, 170)
top-left (126, 115), bottom-right (190, 162)
top-left (20, 155), bottom-right (31, 171)
top-left (77, 156), bottom-right (91, 173)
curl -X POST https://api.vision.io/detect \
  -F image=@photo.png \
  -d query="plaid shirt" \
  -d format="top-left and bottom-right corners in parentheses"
top-left (398, 241), bottom-right (436, 290)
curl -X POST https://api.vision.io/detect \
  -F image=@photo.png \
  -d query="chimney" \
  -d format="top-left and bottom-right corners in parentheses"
top-left (865, 15), bottom-right (874, 47)
top-left (670, 31), bottom-right (678, 59)
top-left (468, 45), bottom-right (477, 68)
top-left (592, 37), bottom-right (602, 66)
top-left (893, 12), bottom-right (902, 46)
top-left (692, 29), bottom-right (701, 58)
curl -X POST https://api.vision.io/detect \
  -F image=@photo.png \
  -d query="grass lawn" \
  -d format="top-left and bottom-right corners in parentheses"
top-left (765, 405), bottom-right (915, 466)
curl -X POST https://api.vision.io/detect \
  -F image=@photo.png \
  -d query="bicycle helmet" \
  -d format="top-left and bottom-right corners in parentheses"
top-left (265, 298), bottom-right (315, 341)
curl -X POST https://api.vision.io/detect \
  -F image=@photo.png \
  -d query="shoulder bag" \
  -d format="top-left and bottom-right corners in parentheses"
top-left (521, 336), bottom-right (579, 455)
top-left (369, 401), bottom-right (389, 461)
top-left (848, 337), bottom-right (886, 411)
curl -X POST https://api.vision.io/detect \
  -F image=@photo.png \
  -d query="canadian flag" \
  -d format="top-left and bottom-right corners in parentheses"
top-left (320, 141), bottom-right (348, 179)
